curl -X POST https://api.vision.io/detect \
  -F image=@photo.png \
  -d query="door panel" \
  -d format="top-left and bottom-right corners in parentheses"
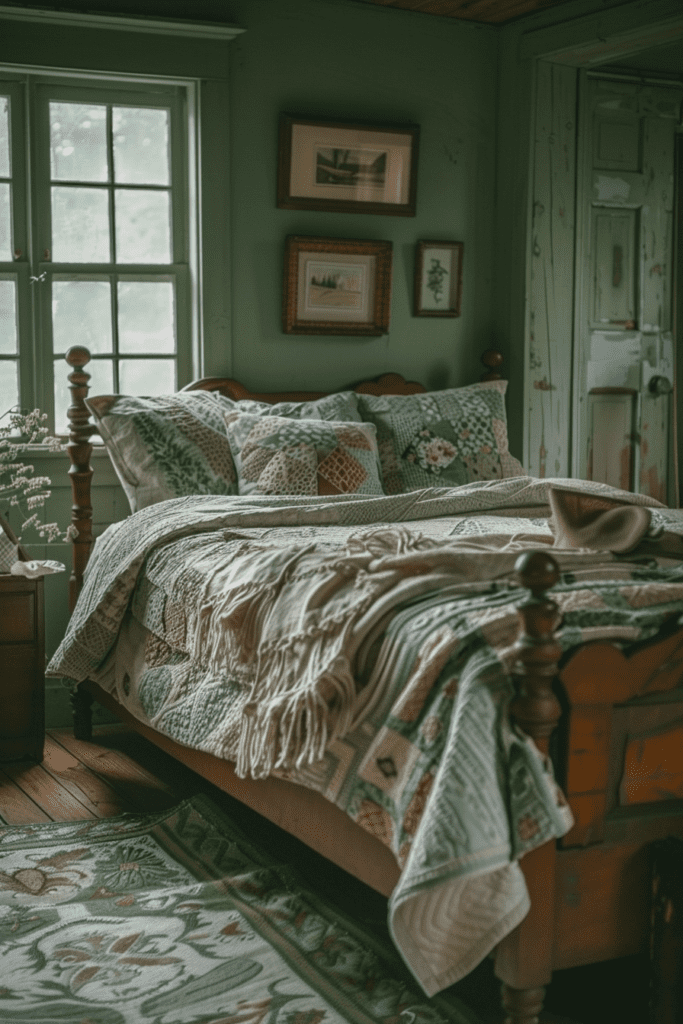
top-left (586, 389), bottom-right (636, 491)
top-left (577, 77), bottom-right (680, 504)
top-left (591, 209), bottom-right (637, 326)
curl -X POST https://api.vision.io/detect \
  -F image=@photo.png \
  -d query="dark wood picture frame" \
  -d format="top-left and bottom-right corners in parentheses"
top-left (283, 235), bottom-right (392, 336)
top-left (414, 240), bottom-right (464, 317)
top-left (277, 114), bottom-right (419, 217)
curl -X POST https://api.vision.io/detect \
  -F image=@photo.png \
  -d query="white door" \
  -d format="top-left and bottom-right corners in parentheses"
top-left (575, 76), bottom-right (681, 505)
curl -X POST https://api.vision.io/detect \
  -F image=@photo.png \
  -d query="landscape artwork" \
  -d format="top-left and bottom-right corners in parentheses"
top-left (283, 235), bottom-right (392, 336)
top-left (304, 260), bottom-right (367, 313)
top-left (315, 148), bottom-right (387, 191)
top-left (278, 116), bottom-right (418, 216)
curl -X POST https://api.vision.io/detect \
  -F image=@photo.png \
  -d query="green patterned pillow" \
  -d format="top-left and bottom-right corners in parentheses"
top-left (86, 390), bottom-right (363, 512)
top-left (85, 392), bottom-right (239, 512)
top-left (238, 391), bottom-right (362, 422)
top-left (356, 380), bottom-right (526, 493)
top-left (224, 412), bottom-right (384, 497)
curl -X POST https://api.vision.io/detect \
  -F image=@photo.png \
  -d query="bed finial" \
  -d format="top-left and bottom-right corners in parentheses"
top-left (481, 348), bottom-right (503, 381)
top-left (497, 550), bottom-right (563, 1024)
top-left (65, 346), bottom-right (95, 614)
top-left (510, 550), bottom-right (562, 745)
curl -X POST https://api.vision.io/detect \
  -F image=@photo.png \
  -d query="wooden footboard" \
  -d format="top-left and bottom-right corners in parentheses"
top-left (497, 584), bottom-right (683, 1023)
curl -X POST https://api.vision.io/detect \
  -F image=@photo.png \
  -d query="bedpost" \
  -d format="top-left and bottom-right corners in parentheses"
top-left (481, 348), bottom-right (503, 381)
top-left (65, 346), bottom-right (95, 742)
top-left (496, 550), bottom-right (563, 1024)
top-left (65, 346), bottom-right (95, 613)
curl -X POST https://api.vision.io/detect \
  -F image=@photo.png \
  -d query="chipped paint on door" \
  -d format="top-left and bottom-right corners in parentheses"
top-left (576, 77), bottom-right (680, 505)
top-left (526, 60), bottom-right (577, 479)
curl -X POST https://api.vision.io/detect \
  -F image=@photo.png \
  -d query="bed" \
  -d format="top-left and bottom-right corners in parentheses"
top-left (50, 345), bottom-right (683, 1024)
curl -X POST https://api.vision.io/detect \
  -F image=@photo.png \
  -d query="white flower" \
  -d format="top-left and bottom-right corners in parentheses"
top-left (0, 407), bottom-right (70, 545)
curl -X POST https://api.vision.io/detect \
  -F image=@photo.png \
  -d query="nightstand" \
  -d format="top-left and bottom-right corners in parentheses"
top-left (0, 574), bottom-right (45, 761)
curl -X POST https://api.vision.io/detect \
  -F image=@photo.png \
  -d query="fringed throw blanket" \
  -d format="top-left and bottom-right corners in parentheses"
top-left (47, 477), bottom-right (683, 996)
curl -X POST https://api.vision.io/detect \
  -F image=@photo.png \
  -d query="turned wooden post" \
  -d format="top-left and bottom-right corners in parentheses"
top-left (481, 348), bottom-right (504, 381)
top-left (496, 550), bottom-right (563, 1024)
top-left (65, 346), bottom-right (95, 614)
top-left (66, 346), bottom-right (96, 742)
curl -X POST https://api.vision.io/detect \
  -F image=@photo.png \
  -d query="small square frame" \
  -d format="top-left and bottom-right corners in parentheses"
top-left (414, 240), bottom-right (463, 317)
top-left (283, 236), bottom-right (393, 336)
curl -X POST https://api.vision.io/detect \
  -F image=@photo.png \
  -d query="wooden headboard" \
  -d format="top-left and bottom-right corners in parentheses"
top-left (64, 347), bottom-right (504, 610)
top-left (180, 372), bottom-right (426, 402)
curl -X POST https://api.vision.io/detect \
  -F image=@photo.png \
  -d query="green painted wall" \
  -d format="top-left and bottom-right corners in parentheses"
top-left (3, 0), bottom-right (501, 725)
top-left (5, 0), bottom-right (679, 727)
top-left (221, 0), bottom-right (498, 392)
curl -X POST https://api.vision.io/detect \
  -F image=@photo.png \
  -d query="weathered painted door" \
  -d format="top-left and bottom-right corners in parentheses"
top-left (575, 76), bottom-right (680, 505)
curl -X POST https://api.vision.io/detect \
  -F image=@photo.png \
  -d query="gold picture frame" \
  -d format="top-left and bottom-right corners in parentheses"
top-left (283, 236), bottom-right (393, 336)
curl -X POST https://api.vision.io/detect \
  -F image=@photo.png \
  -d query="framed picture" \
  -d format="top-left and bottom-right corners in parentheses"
top-left (277, 115), bottom-right (419, 216)
top-left (414, 240), bottom-right (464, 317)
top-left (283, 236), bottom-right (393, 336)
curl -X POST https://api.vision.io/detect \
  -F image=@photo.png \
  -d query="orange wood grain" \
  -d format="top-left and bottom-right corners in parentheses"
top-left (621, 723), bottom-right (683, 805)
top-left (553, 843), bottom-right (650, 969)
top-left (0, 760), bottom-right (94, 820)
top-left (52, 727), bottom-right (180, 812)
top-left (564, 705), bottom-right (612, 795)
top-left (0, 771), bottom-right (51, 824)
top-left (495, 838), bottom-right (556, 988)
top-left (560, 628), bottom-right (683, 706)
top-left (40, 734), bottom-right (128, 819)
top-left (561, 792), bottom-right (607, 847)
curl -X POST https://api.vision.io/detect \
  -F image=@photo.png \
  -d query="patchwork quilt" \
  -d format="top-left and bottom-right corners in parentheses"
top-left (47, 478), bottom-right (683, 996)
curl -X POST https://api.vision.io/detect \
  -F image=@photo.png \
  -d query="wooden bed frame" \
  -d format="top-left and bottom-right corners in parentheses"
top-left (63, 346), bottom-right (683, 1024)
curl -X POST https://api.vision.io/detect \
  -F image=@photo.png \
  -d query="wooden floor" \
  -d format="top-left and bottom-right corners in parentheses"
top-left (0, 725), bottom-right (650, 1024)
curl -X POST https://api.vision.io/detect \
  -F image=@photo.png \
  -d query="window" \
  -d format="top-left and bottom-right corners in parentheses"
top-left (0, 72), bottom-right (194, 431)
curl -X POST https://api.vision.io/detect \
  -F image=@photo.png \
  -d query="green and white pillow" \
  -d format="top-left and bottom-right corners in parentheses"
top-left (356, 380), bottom-right (526, 493)
top-left (224, 412), bottom-right (384, 497)
top-left (85, 392), bottom-right (239, 512)
top-left (86, 390), bottom-right (363, 512)
top-left (238, 391), bottom-right (362, 423)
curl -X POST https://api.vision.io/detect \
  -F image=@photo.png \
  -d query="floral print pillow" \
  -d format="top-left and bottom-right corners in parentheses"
top-left (224, 413), bottom-right (384, 497)
top-left (86, 392), bottom-right (240, 512)
top-left (356, 380), bottom-right (526, 494)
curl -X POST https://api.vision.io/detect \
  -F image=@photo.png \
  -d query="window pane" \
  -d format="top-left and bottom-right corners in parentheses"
top-left (52, 186), bottom-right (110, 262)
top-left (0, 182), bottom-right (11, 261)
top-left (0, 279), bottom-right (17, 354)
top-left (53, 356), bottom-right (113, 434)
top-left (113, 107), bottom-right (170, 186)
top-left (115, 189), bottom-right (171, 263)
top-left (52, 279), bottom-right (112, 355)
top-left (0, 359), bottom-right (18, 413)
top-left (120, 358), bottom-right (175, 395)
top-left (118, 281), bottom-right (175, 354)
top-left (50, 102), bottom-right (108, 183)
top-left (0, 96), bottom-right (9, 177)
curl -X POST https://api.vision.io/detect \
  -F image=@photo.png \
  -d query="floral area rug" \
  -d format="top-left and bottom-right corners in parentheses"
top-left (0, 794), bottom-right (480, 1024)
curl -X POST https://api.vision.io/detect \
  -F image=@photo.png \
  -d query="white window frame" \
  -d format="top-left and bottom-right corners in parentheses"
top-left (0, 6), bottom-right (239, 439)
top-left (0, 67), bottom-right (199, 431)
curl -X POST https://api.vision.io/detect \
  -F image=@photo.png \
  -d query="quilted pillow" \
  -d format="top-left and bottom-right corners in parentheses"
top-left (85, 392), bottom-right (238, 512)
top-left (237, 391), bottom-right (362, 422)
top-left (356, 380), bottom-right (526, 494)
top-left (224, 412), bottom-right (384, 497)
